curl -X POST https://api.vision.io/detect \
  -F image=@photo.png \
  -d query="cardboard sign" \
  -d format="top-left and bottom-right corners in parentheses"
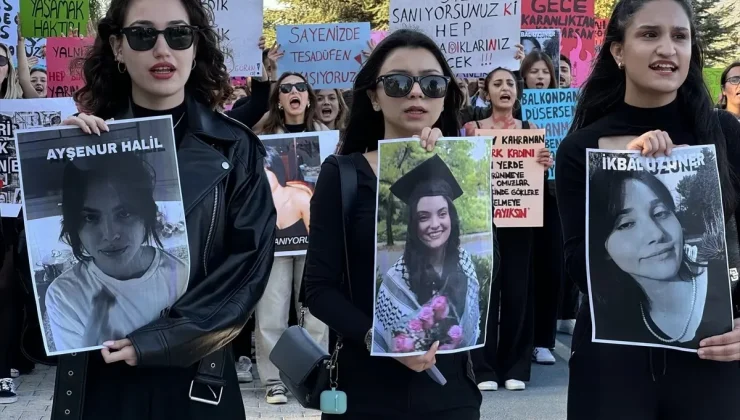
top-left (1, 0), bottom-right (19, 56)
top-left (522, 0), bottom-right (595, 87)
top-left (476, 129), bottom-right (545, 227)
top-left (20, 0), bottom-right (90, 38)
top-left (389, 0), bottom-right (521, 73)
top-left (205, 0), bottom-right (263, 77)
top-left (276, 22), bottom-right (370, 89)
top-left (46, 36), bottom-right (93, 98)
top-left (521, 88), bottom-right (578, 180)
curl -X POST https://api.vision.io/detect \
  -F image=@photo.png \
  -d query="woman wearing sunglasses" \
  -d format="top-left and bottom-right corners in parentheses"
top-left (50, 0), bottom-right (276, 419)
top-left (0, 18), bottom-right (38, 99)
top-left (253, 70), bottom-right (330, 405)
top-left (303, 29), bottom-right (485, 419)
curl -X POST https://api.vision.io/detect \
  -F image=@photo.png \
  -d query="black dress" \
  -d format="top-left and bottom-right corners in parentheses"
top-left (556, 100), bottom-right (740, 420)
top-left (304, 153), bottom-right (482, 420)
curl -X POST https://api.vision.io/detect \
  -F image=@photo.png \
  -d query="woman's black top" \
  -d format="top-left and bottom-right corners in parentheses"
top-left (284, 122), bottom-right (307, 133)
top-left (304, 153), bottom-right (480, 415)
top-left (132, 101), bottom-right (188, 146)
top-left (556, 101), bottom-right (740, 321)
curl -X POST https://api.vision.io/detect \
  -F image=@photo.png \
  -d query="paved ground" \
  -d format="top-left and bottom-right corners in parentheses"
top-left (0, 334), bottom-right (572, 420)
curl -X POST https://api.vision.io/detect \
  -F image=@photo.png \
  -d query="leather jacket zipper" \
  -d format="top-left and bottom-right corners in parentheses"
top-left (204, 187), bottom-right (219, 277)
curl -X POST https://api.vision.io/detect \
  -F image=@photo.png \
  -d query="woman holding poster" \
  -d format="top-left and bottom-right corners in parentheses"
top-left (254, 70), bottom-right (331, 405)
top-left (303, 29), bottom-right (484, 419)
top-left (463, 67), bottom-right (553, 391)
top-left (48, 0), bottom-right (277, 419)
top-left (373, 154), bottom-right (481, 354)
top-left (556, 0), bottom-right (740, 418)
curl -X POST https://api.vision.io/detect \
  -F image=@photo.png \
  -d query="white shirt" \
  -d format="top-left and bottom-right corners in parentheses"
top-left (45, 247), bottom-right (189, 352)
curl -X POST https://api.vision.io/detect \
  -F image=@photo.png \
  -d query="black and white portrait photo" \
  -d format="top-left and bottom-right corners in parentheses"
top-left (15, 116), bottom-right (190, 356)
top-left (586, 146), bottom-right (734, 352)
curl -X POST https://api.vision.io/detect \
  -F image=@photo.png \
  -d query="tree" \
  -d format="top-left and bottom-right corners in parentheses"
top-left (692, 0), bottom-right (737, 67)
top-left (595, 0), bottom-right (618, 18)
top-left (263, 0), bottom-right (389, 45)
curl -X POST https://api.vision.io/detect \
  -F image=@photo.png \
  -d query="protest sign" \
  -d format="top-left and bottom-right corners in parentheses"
top-left (373, 138), bottom-right (494, 356)
top-left (16, 116), bottom-right (190, 356)
top-left (371, 29), bottom-right (388, 45)
top-left (520, 28), bottom-right (561, 83)
top-left (46, 36), bottom-right (93, 98)
top-left (276, 23), bottom-right (370, 89)
top-left (1, 0), bottom-right (19, 56)
top-left (0, 98), bottom-right (77, 217)
top-left (594, 18), bottom-right (607, 54)
top-left (522, 0), bottom-right (595, 87)
top-left (476, 129), bottom-right (545, 227)
top-left (586, 146), bottom-right (734, 352)
top-left (204, 0), bottom-right (263, 77)
top-left (521, 88), bottom-right (578, 179)
top-left (20, 0), bottom-right (89, 38)
top-left (389, 0), bottom-right (521, 73)
top-left (259, 131), bottom-right (340, 256)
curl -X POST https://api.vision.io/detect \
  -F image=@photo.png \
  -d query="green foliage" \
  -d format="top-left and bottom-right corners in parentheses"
top-left (263, 0), bottom-right (390, 46)
top-left (471, 254), bottom-right (493, 334)
top-left (376, 140), bottom-right (492, 246)
top-left (692, 0), bottom-right (737, 67)
top-left (594, 0), bottom-right (618, 18)
top-left (704, 68), bottom-right (724, 104)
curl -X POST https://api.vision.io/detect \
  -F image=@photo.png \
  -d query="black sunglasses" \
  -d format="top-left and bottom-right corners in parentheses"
top-left (120, 25), bottom-right (198, 51)
top-left (727, 76), bottom-right (740, 86)
top-left (0, 56), bottom-right (8, 67)
top-left (376, 74), bottom-right (450, 98)
top-left (279, 82), bottom-right (308, 94)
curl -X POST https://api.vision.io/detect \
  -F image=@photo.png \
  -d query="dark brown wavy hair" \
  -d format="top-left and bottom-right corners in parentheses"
top-left (259, 72), bottom-right (320, 135)
top-left (520, 51), bottom-right (557, 89)
top-left (73, 0), bottom-right (232, 119)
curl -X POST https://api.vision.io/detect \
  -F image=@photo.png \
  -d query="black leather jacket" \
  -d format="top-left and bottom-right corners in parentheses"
top-left (51, 95), bottom-right (276, 419)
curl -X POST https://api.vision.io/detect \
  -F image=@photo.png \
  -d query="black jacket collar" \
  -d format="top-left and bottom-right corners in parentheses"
top-left (114, 94), bottom-right (240, 143)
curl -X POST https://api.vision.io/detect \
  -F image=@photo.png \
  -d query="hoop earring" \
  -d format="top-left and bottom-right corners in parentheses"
top-left (192, 60), bottom-right (196, 70)
top-left (117, 61), bottom-right (126, 73)
top-left (617, 62), bottom-right (624, 70)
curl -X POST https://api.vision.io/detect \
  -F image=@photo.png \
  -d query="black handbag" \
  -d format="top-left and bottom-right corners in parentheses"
top-left (269, 154), bottom-right (357, 410)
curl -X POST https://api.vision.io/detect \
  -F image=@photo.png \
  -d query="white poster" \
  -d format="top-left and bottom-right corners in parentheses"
top-left (204, 0), bottom-right (264, 77)
top-left (16, 116), bottom-right (190, 356)
top-left (0, 98), bottom-right (78, 217)
top-left (586, 146), bottom-right (734, 352)
top-left (259, 130), bottom-right (339, 256)
top-left (389, 0), bottom-right (521, 73)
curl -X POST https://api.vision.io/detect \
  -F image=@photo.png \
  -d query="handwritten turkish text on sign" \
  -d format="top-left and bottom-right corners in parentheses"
top-left (21, 0), bottom-right (89, 38)
top-left (477, 129), bottom-right (545, 228)
top-left (276, 23), bottom-right (370, 90)
top-left (389, 0), bottom-right (521, 73)
top-left (522, 0), bottom-right (595, 87)
top-left (521, 88), bottom-right (577, 180)
top-left (1, 0), bottom-right (19, 56)
top-left (204, 0), bottom-right (263, 77)
top-left (46, 36), bottom-right (93, 98)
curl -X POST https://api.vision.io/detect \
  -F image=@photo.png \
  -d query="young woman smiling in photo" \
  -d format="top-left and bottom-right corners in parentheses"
top-left (556, 0), bottom-right (740, 418)
top-left (303, 29), bottom-right (485, 419)
top-left (49, 0), bottom-right (277, 419)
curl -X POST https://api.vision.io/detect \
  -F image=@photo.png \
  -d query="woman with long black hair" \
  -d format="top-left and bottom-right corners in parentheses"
top-left (556, 0), bottom-right (740, 418)
top-left (464, 67), bottom-right (553, 390)
top-left (46, 0), bottom-right (277, 418)
top-left (303, 29), bottom-right (486, 419)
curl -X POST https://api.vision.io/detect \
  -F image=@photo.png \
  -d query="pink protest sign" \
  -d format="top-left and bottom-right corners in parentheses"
top-left (46, 37), bottom-right (94, 98)
top-left (371, 30), bottom-right (388, 45)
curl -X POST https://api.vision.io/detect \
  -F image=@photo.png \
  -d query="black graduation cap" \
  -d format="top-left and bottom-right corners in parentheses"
top-left (390, 154), bottom-right (464, 205)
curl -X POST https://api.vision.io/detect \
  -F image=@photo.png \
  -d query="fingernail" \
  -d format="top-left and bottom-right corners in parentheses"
top-left (103, 341), bottom-right (114, 347)
top-left (698, 350), bottom-right (705, 358)
top-left (421, 141), bottom-right (426, 148)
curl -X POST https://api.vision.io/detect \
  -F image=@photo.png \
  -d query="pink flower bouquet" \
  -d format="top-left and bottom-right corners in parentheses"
top-left (391, 295), bottom-right (463, 353)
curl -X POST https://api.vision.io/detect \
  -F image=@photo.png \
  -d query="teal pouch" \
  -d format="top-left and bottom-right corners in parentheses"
top-left (320, 388), bottom-right (347, 414)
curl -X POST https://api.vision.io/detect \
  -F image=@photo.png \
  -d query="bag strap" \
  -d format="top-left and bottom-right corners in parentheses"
top-left (298, 154), bottom-right (358, 324)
